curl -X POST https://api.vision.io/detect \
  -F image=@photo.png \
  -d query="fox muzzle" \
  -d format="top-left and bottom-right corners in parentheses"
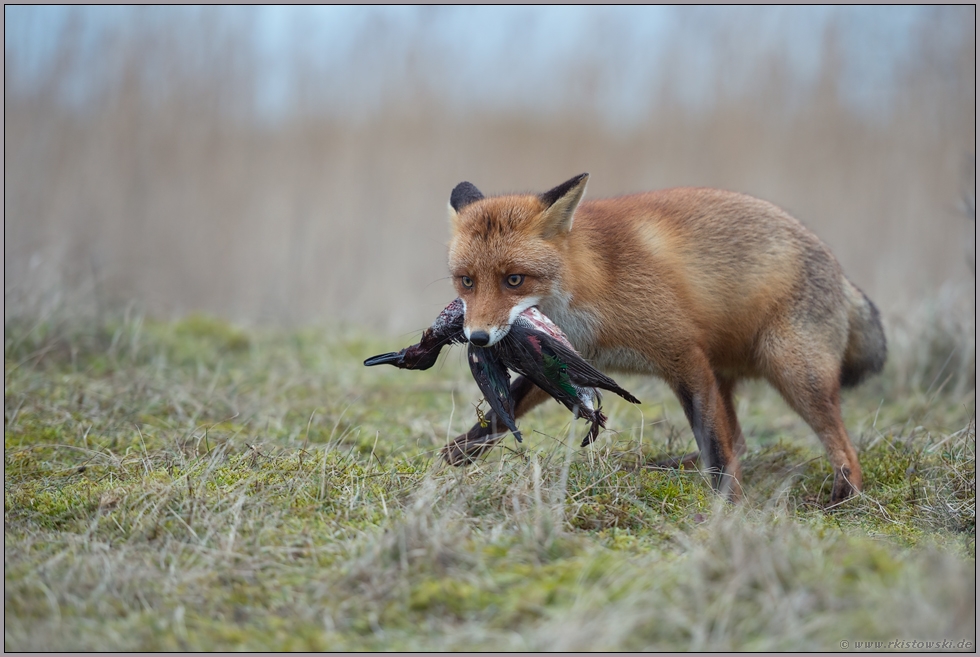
top-left (468, 330), bottom-right (491, 347)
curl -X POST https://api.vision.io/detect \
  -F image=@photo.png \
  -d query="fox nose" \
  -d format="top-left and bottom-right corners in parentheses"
top-left (468, 330), bottom-right (491, 347)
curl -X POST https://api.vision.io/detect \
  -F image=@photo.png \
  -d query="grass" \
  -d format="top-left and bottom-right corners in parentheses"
top-left (4, 312), bottom-right (976, 651)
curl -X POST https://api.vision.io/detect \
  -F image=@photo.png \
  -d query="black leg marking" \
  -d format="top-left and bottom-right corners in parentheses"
top-left (675, 383), bottom-right (726, 488)
top-left (442, 376), bottom-right (536, 466)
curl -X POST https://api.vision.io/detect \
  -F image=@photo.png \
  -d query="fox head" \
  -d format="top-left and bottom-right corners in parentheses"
top-left (447, 173), bottom-right (589, 347)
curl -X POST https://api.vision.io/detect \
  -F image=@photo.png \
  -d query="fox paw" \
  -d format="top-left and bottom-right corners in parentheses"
top-left (828, 466), bottom-right (859, 507)
top-left (440, 432), bottom-right (503, 466)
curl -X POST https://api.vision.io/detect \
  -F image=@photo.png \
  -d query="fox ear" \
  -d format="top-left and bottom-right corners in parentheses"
top-left (448, 181), bottom-right (485, 232)
top-left (538, 173), bottom-right (589, 237)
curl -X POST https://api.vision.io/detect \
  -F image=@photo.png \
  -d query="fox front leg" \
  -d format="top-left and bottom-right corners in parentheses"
top-left (441, 376), bottom-right (550, 466)
top-left (666, 355), bottom-right (744, 502)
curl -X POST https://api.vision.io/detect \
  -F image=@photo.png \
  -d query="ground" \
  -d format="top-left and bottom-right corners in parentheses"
top-left (4, 313), bottom-right (975, 650)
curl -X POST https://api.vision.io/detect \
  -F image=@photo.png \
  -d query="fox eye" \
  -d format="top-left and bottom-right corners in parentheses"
top-left (505, 274), bottom-right (525, 288)
top-left (461, 276), bottom-right (474, 289)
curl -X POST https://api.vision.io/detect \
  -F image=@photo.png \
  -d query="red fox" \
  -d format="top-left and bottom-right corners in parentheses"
top-left (441, 173), bottom-right (886, 504)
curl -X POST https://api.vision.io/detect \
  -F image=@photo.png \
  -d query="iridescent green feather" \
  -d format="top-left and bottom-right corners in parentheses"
top-left (542, 351), bottom-right (578, 397)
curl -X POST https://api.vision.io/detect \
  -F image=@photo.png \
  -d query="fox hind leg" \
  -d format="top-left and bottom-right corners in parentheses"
top-left (761, 327), bottom-right (862, 505)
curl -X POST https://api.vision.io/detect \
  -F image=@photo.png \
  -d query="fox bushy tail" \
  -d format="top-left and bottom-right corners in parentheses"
top-left (840, 281), bottom-right (887, 388)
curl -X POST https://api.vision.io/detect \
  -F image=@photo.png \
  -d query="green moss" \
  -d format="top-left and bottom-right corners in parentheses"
top-left (4, 315), bottom-right (975, 651)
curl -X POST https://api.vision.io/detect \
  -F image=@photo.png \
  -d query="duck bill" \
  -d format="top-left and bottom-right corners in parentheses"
top-left (363, 351), bottom-right (405, 368)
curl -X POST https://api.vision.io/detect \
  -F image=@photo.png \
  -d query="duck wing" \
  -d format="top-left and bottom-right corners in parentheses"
top-left (467, 344), bottom-right (522, 441)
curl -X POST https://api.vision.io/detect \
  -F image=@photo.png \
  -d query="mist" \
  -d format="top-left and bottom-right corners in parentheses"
top-left (5, 6), bottom-right (975, 333)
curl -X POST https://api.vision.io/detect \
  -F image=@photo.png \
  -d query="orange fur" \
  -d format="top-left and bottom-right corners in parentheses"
top-left (444, 174), bottom-right (886, 504)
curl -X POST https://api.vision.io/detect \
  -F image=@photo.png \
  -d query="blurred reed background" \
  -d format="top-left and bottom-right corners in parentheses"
top-left (4, 6), bottom-right (975, 334)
